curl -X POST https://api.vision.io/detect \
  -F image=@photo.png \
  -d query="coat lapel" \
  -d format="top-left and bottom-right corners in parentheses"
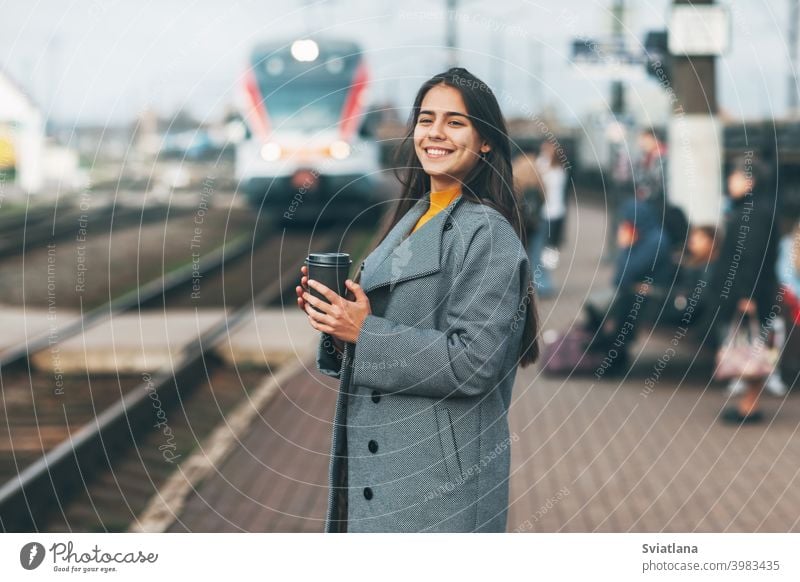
top-left (362, 193), bottom-right (463, 293)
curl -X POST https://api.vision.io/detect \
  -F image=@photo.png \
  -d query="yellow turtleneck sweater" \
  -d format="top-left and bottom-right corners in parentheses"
top-left (410, 185), bottom-right (461, 234)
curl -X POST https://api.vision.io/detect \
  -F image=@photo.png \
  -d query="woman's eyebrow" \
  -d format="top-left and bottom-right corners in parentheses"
top-left (418, 110), bottom-right (469, 119)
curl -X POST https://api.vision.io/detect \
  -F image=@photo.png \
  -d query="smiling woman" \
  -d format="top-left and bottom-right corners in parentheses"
top-left (413, 84), bottom-right (491, 193)
top-left (296, 67), bottom-right (539, 533)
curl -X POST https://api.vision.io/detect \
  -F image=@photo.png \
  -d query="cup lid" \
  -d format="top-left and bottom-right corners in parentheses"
top-left (306, 252), bottom-right (352, 266)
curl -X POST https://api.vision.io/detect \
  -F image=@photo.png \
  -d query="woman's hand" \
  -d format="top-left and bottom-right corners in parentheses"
top-left (295, 265), bottom-right (310, 312)
top-left (738, 298), bottom-right (756, 315)
top-left (297, 266), bottom-right (345, 352)
top-left (303, 278), bottom-right (371, 344)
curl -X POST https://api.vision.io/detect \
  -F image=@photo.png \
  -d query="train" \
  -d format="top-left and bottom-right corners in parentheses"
top-left (235, 37), bottom-right (382, 223)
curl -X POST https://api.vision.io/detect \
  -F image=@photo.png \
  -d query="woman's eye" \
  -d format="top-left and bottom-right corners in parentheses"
top-left (418, 118), bottom-right (431, 124)
top-left (449, 121), bottom-right (463, 126)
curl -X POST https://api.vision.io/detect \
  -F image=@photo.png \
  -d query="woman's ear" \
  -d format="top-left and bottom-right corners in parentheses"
top-left (480, 143), bottom-right (491, 154)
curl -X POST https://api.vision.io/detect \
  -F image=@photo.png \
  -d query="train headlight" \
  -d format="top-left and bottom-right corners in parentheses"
top-left (260, 142), bottom-right (282, 161)
top-left (291, 39), bottom-right (319, 62)
top-left (329, 140), bottom-right (351, 160)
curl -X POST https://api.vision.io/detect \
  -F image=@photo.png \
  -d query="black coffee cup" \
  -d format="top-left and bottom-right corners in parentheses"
top-left (305, 252), bottom-right (352, 311)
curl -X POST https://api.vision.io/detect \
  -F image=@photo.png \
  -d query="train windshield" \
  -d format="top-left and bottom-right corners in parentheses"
top-left (251, 46), bottom-right (360, 132)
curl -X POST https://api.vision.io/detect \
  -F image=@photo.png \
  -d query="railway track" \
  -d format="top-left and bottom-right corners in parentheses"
top-left (0, 224), bottom-right (372, 532)
top-left (0, 227), bottom-right (272, 369)
top-left (0, 202), bottom-right (180, 260)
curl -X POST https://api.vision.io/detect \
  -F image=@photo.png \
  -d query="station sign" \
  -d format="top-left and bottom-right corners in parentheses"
top-left (668, 5), bottom-right (730, 56)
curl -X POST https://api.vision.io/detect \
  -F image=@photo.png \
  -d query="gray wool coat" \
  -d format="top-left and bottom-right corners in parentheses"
top-left (316, 192), bottom-right (531, 533)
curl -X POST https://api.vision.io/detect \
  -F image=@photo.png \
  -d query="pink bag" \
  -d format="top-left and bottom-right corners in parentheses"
top-left (541, 327), bottom-right (606, 376)
top-left (714, 316), bottom-right (779, 382)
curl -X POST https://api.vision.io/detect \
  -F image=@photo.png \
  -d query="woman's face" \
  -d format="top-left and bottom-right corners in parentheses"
top-left (414, 84), bottom-right (489, 190)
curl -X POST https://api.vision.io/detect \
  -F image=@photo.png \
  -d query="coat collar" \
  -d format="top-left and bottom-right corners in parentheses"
top-left (361, 192), bottom-right (464, 292)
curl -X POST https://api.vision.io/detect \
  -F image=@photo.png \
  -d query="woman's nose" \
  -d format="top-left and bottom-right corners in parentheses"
top-left (427, 121), bottom-right (446, 140)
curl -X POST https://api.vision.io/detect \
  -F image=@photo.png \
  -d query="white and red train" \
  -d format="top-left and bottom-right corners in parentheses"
top-left (236, 37), bottom-right (381, 221)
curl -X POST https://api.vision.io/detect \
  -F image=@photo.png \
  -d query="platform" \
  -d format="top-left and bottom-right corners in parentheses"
top-left (153, 203), bottom-right (800, 532)
top-left (21, 308), bottom-right (317, 373)
top-left (0, 308), bottom-right (80, 353)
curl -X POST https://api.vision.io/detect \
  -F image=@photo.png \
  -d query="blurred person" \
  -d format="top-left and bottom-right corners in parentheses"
top-left (662, 225), bottom-right (719, 329)
top-left (727, 221), bottom-right (787, 397)
top-left (604, 126), bottom-right (634, 263)
top-left (686, 225), bottom-right (718, 268)
top-left (707, 158), bottom-right (781, 424)
top-left (512, 146), bottom-right (547, 295)
top-left (634, 128), bottom-right (667, 208)
top-left (587, 198), bottom-right (674, 373)
top-left (681, 225), bottom-right (718, 294)
top-left (775, 221), bottom-right (800, 388)
top-left (297, 67), bottom-right (538, 532)
top-left (536, 140), bottom-right (568, 295)
top-left (779, 221), bottom-right (800, 299)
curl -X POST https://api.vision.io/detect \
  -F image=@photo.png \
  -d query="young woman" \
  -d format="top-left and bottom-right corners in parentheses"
top-left (295, 67), bottom-right (539, 532)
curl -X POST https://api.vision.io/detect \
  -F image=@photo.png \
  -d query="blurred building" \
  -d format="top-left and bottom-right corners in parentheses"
top-left (0, 68), bottom-right (44, 193)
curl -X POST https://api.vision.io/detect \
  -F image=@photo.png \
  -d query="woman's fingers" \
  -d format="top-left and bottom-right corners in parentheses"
top-left (304, 296), bottom-right (334, 319)
top-left (298, 265), bottom-right (310, 313)
top-left (300, 266), bottom-right (308, 289)
top-left (303, 290), bottom-right (333, 314)
top-left (307, 279), bottom-right (339, 303)
top-left (295, 285), bottom-right (306, 311)
top-left (307, 318), bottom-right (334, 335)
top-left (345, 280), bottom-right (367, 303)
top-left (305, 304), bottom-right (334, 332)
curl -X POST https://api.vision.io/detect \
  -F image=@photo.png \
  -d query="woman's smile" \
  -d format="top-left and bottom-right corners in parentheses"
top-left (423, 146), bottom-right (455, 159)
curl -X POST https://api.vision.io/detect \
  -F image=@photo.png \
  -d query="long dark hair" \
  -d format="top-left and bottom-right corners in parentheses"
top-left (371, 67), bottom-right (539, 367)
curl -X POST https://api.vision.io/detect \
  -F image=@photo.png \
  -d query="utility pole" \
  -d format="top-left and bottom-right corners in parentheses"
top-left (789, 0), bottom-right (799, 117)
top-left (668, 0), bottom-right (724, 226)
top-left (610, 0), bottom-right (625, 115)
top-left (446, 0), bottom-right (458, 68)
top-left (671, 0), bottom-right (718, 114)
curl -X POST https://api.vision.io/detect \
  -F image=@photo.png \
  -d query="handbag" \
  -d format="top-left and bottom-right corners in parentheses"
top-left (714, 315), bottom-right (780, 381)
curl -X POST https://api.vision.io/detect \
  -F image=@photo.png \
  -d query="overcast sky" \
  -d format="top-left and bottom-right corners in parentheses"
top-left (0, 0), bottom-right (794, 127)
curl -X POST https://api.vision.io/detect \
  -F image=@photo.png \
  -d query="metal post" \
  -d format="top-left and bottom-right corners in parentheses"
top-left (610, 0), bottom-right (625, 114)
top-left (668, 0), bottom-right (723, 226)
top-left (446, 0), bottom-right (458, 68)
top-left (492, 29), bottom-right (504, 95)
top-left (789, 0), bottom-right (800, 117)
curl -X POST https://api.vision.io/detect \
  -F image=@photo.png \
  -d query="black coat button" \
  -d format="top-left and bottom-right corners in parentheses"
top-left (371, 390), bottom-right (381, 403)
top-left (368, 440), bottom-right (378, 453)
top-left (363, 487), bottom-right (373, 500)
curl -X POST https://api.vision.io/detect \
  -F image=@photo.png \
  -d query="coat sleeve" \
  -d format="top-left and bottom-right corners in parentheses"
top-left (350, 221), bottom-right (528, 399)
top-left (316, 332), bottom-right (344, 378)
